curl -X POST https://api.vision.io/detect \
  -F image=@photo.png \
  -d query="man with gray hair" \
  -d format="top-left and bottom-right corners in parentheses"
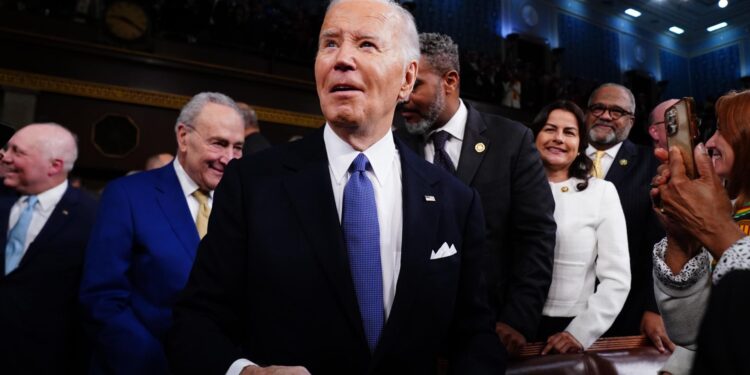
top-left (397, 32), bottom-right (556, 356)
top-left (0, 123), bottom-right (97, 374)
top-left (80, 92), bottom-right (245, 374)
top-left (584, 83), bottom-right (673, 352)
top-left (167, 1), bottom-right (505, 374)
top-left (238, 102), bottom-right (271, 155)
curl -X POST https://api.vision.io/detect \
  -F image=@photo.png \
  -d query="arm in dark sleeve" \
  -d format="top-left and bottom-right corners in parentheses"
top-left (499, 127), bottom-right (556, 339)
top-left (693, 270), bottom-right (750, 374)
top-left (167, 161), bottom-right (249, 375)
top-left (449, 189), bottom-right (507, 374)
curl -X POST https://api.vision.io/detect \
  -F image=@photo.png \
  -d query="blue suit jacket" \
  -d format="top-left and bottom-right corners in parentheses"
top-left (80, 164), bottom-right (200, 374)
top-left (167, 129), bottom-right (506, 374)
top-left (0, 186), bottom-right (97, 375)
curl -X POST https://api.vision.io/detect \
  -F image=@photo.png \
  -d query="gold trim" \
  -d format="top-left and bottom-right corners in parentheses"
top-left (0, 68), bottom-right (324, 128)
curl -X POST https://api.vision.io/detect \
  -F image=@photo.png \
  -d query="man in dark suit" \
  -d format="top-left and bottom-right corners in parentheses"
top-left (0, 123), bottom-right (97, 374)
top-left (584, 83), bottom-right (673, 351)
top-left (167, 1), bottom-right (505, 374)
top-left (396, 33), bottom-right (556, 355)
top-left (238, 102), bottom-right (271, 156)
top-left (79, 92), bottom-right (245, 374)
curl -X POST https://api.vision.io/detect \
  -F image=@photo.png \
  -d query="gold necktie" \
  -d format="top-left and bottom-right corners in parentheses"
top-left (593, 150), bottom-right (606, 178)
top-left (192, 190), bottom-right (211, 239)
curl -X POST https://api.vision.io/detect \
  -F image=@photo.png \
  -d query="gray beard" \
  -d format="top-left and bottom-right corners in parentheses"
top-left (404, 90), bottom-right (446, 135)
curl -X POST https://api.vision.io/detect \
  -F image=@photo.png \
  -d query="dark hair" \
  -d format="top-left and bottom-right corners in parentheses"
top-left (714, 90), bottom-right (750, 207)
top-left (531, 100), bottom-right (593, 191)
top-left (419, 33), bottom-right (460, 75)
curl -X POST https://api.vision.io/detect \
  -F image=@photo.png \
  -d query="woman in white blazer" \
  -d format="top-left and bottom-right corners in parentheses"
top-left (531, 100), bottom-right (631, 354)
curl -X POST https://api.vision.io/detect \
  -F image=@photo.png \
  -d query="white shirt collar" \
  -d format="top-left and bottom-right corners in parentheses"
top-left (173, 158), bottom-right (213, 199)
top-left (324, 124), bottom-right (398, 188)
top-left (586, 141), bottom-right (623, 159)
top-left (33, 180), bottom-right (68, 212)
top-left (427, 99), bottom-right (468, 141)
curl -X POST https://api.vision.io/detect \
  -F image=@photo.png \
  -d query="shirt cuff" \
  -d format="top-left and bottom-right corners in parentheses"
top-left (226, 359), bottom-right (256, 375)
top-left (653, 237), bottom-right (710, 290)
top-left (712, 236), bottom-right (750, 285)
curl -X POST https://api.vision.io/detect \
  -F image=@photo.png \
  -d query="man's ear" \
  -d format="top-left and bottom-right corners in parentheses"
top-left (443, 70), bottom-right (460, 95)
top-left (176, 123), bottom-right (189, 152)
top-left (398, 60), bottom-right (418, 102)
top-left (48, 158), bottom-right (64, 177)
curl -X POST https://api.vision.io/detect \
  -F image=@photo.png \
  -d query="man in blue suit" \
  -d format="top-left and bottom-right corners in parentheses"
top-left (79, 92), bottom-right (245, 374)
top-left (167, 1), bottom-right (505, 374)
top-left (0, 123), bottom-right (97, 374)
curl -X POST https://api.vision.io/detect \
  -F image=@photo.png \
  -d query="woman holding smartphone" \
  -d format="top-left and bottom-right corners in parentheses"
top-left (531, 100), bottom-right (631, 354)
top-left (652, 90), bottom-right (750, 374)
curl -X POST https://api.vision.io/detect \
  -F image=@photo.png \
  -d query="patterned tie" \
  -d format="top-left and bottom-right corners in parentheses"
top-left (431, 130), bottom-right (456, 174)
top-left (5, 195), bottom-right (38, 275)
top-left (192, 190), bottom-right (210, 239)
top-left (592, 150), bottom-right (606, 178)
top-left (342, 153), bottom-right (384, 352)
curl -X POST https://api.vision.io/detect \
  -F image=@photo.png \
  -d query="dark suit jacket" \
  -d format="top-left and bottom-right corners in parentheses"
top-left (693, 269), bottom-right (750, 374)
top-left (0, 186), bottom-right (97, 375)
top-left (167, 128), bottom-right (506, 374)
top-left (243, 132), bottom-right (271, 156)
top-left (396, 102), bottom-right (556, 339)
top-left (80, 164), bottom-right (200, 375)
top-left (602, 140), bottom-right (664, 336)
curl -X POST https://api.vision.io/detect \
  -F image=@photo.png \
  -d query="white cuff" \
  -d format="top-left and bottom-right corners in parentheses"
top-left (713, 235), bottom-right (750, 285)
top-left (226, 359), bottom-right (256, 375)
top-left (653, 237), bottom-right (710, 290)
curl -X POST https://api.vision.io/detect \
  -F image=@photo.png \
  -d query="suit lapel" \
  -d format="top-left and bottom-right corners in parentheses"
top-left (374, 138), bottom-right (441, 360)
top-left (605, 140), bottom-right (638, 186)
top-left (17, 187), bottom-right (77, 269)
top-left (456, 104), bottom-right (490, 185)
top-left (155, 166), bottom-right (200, 260)
top-left (281, 130), bottom-right (366, 343)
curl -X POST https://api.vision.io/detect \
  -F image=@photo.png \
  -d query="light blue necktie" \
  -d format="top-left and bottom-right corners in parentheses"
top-left (342, 153), bottom-right (384, 352)
top-left (5, 195), bottom-right (38, 275)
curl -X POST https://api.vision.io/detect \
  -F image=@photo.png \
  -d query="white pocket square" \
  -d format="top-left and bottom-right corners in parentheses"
top-left (430, 242), bottom-right (457, 260)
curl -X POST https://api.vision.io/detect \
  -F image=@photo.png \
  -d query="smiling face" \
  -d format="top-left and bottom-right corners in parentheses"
top-left (706, 129), bottom-right (734, 179)
top-left (314, 0), bottom-right (416, 142)
top-left (585, 85), bottom-right (635, 149)
top-left (2, 124), bottom-right (73, 194)
top-left (536, 109), bottom-right (580, 179)
top-left (176, 102), bottom-right (244, 191)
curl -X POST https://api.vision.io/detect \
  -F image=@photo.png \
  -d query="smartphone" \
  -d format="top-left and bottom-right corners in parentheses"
top-left (665, 97), bottom-right (700, 179)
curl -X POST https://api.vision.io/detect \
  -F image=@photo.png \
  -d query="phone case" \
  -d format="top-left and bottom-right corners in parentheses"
top-left (665, 97), bottom-right (699, 179)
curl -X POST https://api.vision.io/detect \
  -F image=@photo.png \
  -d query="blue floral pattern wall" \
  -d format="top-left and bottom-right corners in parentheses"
top-left (659, 50), bottom-right (690, 100)
top-left (557, 13), bottom-right (620, 83)
top-left (689, 45), bottom-right (741, 104)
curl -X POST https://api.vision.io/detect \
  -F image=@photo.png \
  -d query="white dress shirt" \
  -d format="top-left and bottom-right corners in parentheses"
top-left (423, 99), bottom-right (468, 168)
top-left (173, 159), bottom-right (213, 223)
top-left (227, 125), bottom-right (404, 375)
top-left (586, 142), bottom-right (623, 178)
top-left (6, 180), bottom-right (68, 257)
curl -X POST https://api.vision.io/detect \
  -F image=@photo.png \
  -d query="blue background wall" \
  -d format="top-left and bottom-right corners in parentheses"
top-left (404, 0), bottom-right (748, 103)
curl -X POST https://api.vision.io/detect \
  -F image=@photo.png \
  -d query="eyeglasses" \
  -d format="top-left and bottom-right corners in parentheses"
top-left (588, 104), bottom-right (633, 120)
